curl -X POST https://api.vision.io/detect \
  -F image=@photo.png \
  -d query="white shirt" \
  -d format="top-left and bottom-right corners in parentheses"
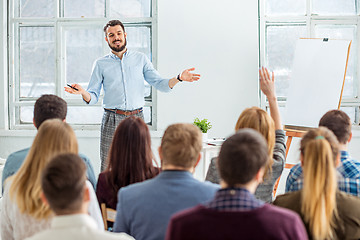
top-left (1, 180), bottom-right (104, 240)
top-left (25, 214), bottom-right (134, 240)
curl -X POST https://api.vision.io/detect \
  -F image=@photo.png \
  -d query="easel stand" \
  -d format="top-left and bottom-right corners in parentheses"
top-left (284, 128), bottom-right (307, 168)
top-left (272, 127), bottom-right (308, 197)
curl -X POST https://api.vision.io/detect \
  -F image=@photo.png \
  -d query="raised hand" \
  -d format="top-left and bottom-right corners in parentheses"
top-left (180, 68), bottom-right (201, 82)
top-left (259, 66), bottom-right (282, 129)
top-left (259, 67), bottom-right (276, 99)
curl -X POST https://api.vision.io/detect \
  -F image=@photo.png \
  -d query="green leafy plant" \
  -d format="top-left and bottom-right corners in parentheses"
top-left (193, 118), bottom-right (212, 133)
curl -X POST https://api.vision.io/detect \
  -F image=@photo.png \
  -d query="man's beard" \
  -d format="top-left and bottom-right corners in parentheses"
top-left (109, 38), bottom-right (127, 52)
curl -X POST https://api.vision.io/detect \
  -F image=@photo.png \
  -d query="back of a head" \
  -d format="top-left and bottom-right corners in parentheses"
top-left (9, 119), bottom-right (78, 219)
top-left (34, 94), bottom-right (67, 129)
top-left (42, 153), bottom-right (87, 215)
top-left (218, 128), bottom-right (268, 187)
top-left (106, 117), bottom-right (156, 207)
top-left (300, 127), bottom-right (339, 240)
top-left (235, 107), bottom-right (275, 177)
top-left (31, 119), bottom-right (79, 164)
top-left (318, 109), bottom-right (351, 144)
top-left (161, 123), bottom-right (202, 168)
top-left (108, 116), bottom-right (153, 172)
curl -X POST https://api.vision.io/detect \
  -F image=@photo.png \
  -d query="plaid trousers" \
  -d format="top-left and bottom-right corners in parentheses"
top-left (100, 110), bottom-right (144, 171)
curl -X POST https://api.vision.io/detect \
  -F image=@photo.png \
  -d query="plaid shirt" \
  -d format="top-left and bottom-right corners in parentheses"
top-left (285, 151), bottom-right (360, 197)
top-left (205, 188), bottom-right (264, 211)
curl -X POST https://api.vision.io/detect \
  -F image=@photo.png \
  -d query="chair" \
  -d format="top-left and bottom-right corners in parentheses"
top-left (101, 203), bottom-right (117, 231)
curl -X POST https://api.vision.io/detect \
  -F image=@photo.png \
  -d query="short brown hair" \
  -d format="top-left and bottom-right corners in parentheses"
top-left (41, 153), bottom-right (86, 215)
top-left (161, 123), bottom-right (202, 168)
top-left (218, 128), bottom-right (268, 186)
top-left (34, 94), bottom-right (67, 129)
top-left (318, 110), bottom-right (351, 144)
top-left (104, 20), bottom-right (125, 35)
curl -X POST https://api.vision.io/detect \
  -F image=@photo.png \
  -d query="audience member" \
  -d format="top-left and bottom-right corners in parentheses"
top-left (206, 67), bottom-right (285, 202)
top-left (286, 110), bottom-right (360, 196)
top-left (113, 123), bottom-right (219, 240)
top-left (26, 153), bottom-right (134, 240)
top-left (274, 127), bottom-right (360, 239)
top-left (2, 94), bottom-right (96, 192)
top-left (1, 119), bottom-right (103, 240)
top-left (166, 129), bottom-right (307, 240)
top-left (96, 116), bottom-right (160, 229)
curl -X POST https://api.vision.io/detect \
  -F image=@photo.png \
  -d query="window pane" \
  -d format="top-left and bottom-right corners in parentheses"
top-left (64, 0), bottom-right (105, 18)
top-left (143, 106), bottom-right (152, 125)
top-left (110, 0), bottom-right (151, 18)
top-left (20, 0), bottom-right (55, 17)
top-left (65, 27), bottom-right (103, 98)
top-left (144, 82), bottom-right (152, 98)
top-left (126, 26), bottom-right (151, 59)
top-left (67, 106), bottom-right (103, 124)
top-left (340, 106), bottom-right (356, 124)
top-left (314, 25), bottom-right (357, 98)
top-left (265, 0), bottom-right (306, 16)
top-left (19, 106), bottom-right (33, 124)
top-left (312, 0), bottom-right (356, 15)
top-left (20, 27), bottom-right (55, 98)
top-left (266, 25), bottom-right (307, 97)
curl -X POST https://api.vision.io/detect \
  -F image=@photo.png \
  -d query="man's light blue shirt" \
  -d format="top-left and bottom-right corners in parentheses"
top-left (86, 51), bottom-right (171, 110)
top-left (2, 148), bottom-right (97, 193)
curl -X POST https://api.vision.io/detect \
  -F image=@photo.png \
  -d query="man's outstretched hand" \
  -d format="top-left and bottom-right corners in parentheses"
top-left (180, 68), bottom-right (201, 82)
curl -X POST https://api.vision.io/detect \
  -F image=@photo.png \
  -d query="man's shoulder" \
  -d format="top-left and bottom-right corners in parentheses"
top-left (4, 147), bottom-right (29, 171)
top-left (289, 163), bottom-right (302, 175)
top-left (6, 148), bottom-right (29, 160)
top-left (170, 205), bottom-right (205, 221)
top-left (119, 176), bottom-right (158, 195)
top-left (263, 202), bottom-right (299, 217)
top-left (118, 173), bottom-right (219, 197)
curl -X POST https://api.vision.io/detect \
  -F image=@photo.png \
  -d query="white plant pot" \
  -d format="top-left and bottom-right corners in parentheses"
top-left (202, 132), bottom-right (208, 142)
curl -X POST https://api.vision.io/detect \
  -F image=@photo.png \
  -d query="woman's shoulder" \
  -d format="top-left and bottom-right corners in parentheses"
top-left (273, 191), bottom-right (302, 208)
top-left (337, 191), bottom-right (360, 213)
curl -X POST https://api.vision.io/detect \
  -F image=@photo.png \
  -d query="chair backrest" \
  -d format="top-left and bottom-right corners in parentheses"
top-left (101, 203), bottom-right (117, 231)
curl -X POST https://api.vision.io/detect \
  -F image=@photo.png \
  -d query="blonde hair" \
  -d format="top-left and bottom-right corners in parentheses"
top-left (235, 107), bottom-right (275, 178)
top-left (9, 119), bottom-right (78, 219)
top-left (161, 123), bottom-right (202, 168)
top-left (300, 127), bottom-right (339, 240)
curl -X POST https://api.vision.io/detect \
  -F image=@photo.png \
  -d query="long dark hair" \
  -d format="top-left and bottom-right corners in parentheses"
top-left (105, 116), bottom-right (159, 207)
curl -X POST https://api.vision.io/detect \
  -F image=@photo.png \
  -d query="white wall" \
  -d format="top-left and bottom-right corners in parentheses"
top-left (156, 0), bottom-right (259, 138)
top-left (0, 0), bottom-right (259, 176)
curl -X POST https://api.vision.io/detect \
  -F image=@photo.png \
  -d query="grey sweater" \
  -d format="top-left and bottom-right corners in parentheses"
top-left (205, 129), bottom-right (286, 203)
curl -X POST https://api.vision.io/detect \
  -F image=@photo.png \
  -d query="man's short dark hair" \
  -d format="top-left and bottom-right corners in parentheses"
top-left (319, 110), bottom-right (351, 144)
top-left (34, 94), bottom-right (67, 129)
top-left (218, 128), bottom-right (269, 186)
top-left (103, 20), bottom-right (125, 35)
top-left (41, 153), bottom-right (86, 215)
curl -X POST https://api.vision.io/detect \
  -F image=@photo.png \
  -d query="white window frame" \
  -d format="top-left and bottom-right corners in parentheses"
top-left (259, 0), bottom-right (360, 125)
top-left (8, 0), bottom-right (158, 130)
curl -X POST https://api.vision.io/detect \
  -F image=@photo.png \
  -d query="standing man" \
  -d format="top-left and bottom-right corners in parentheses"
top-left (65, 20), bottom-right (200, 171)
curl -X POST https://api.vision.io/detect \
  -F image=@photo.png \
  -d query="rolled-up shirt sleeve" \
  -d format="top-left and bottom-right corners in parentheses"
top-left (86, 61), bottom-right (103, 105)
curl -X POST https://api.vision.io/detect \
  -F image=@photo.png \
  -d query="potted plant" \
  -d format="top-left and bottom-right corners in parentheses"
top-left (193, 118), bottom-right (212, 141)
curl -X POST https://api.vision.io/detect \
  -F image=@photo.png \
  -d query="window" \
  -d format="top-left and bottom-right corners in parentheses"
top-left (8, 0), bottom-right (156, 129)
top-left (260, 0), bottom-right (360, 124)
